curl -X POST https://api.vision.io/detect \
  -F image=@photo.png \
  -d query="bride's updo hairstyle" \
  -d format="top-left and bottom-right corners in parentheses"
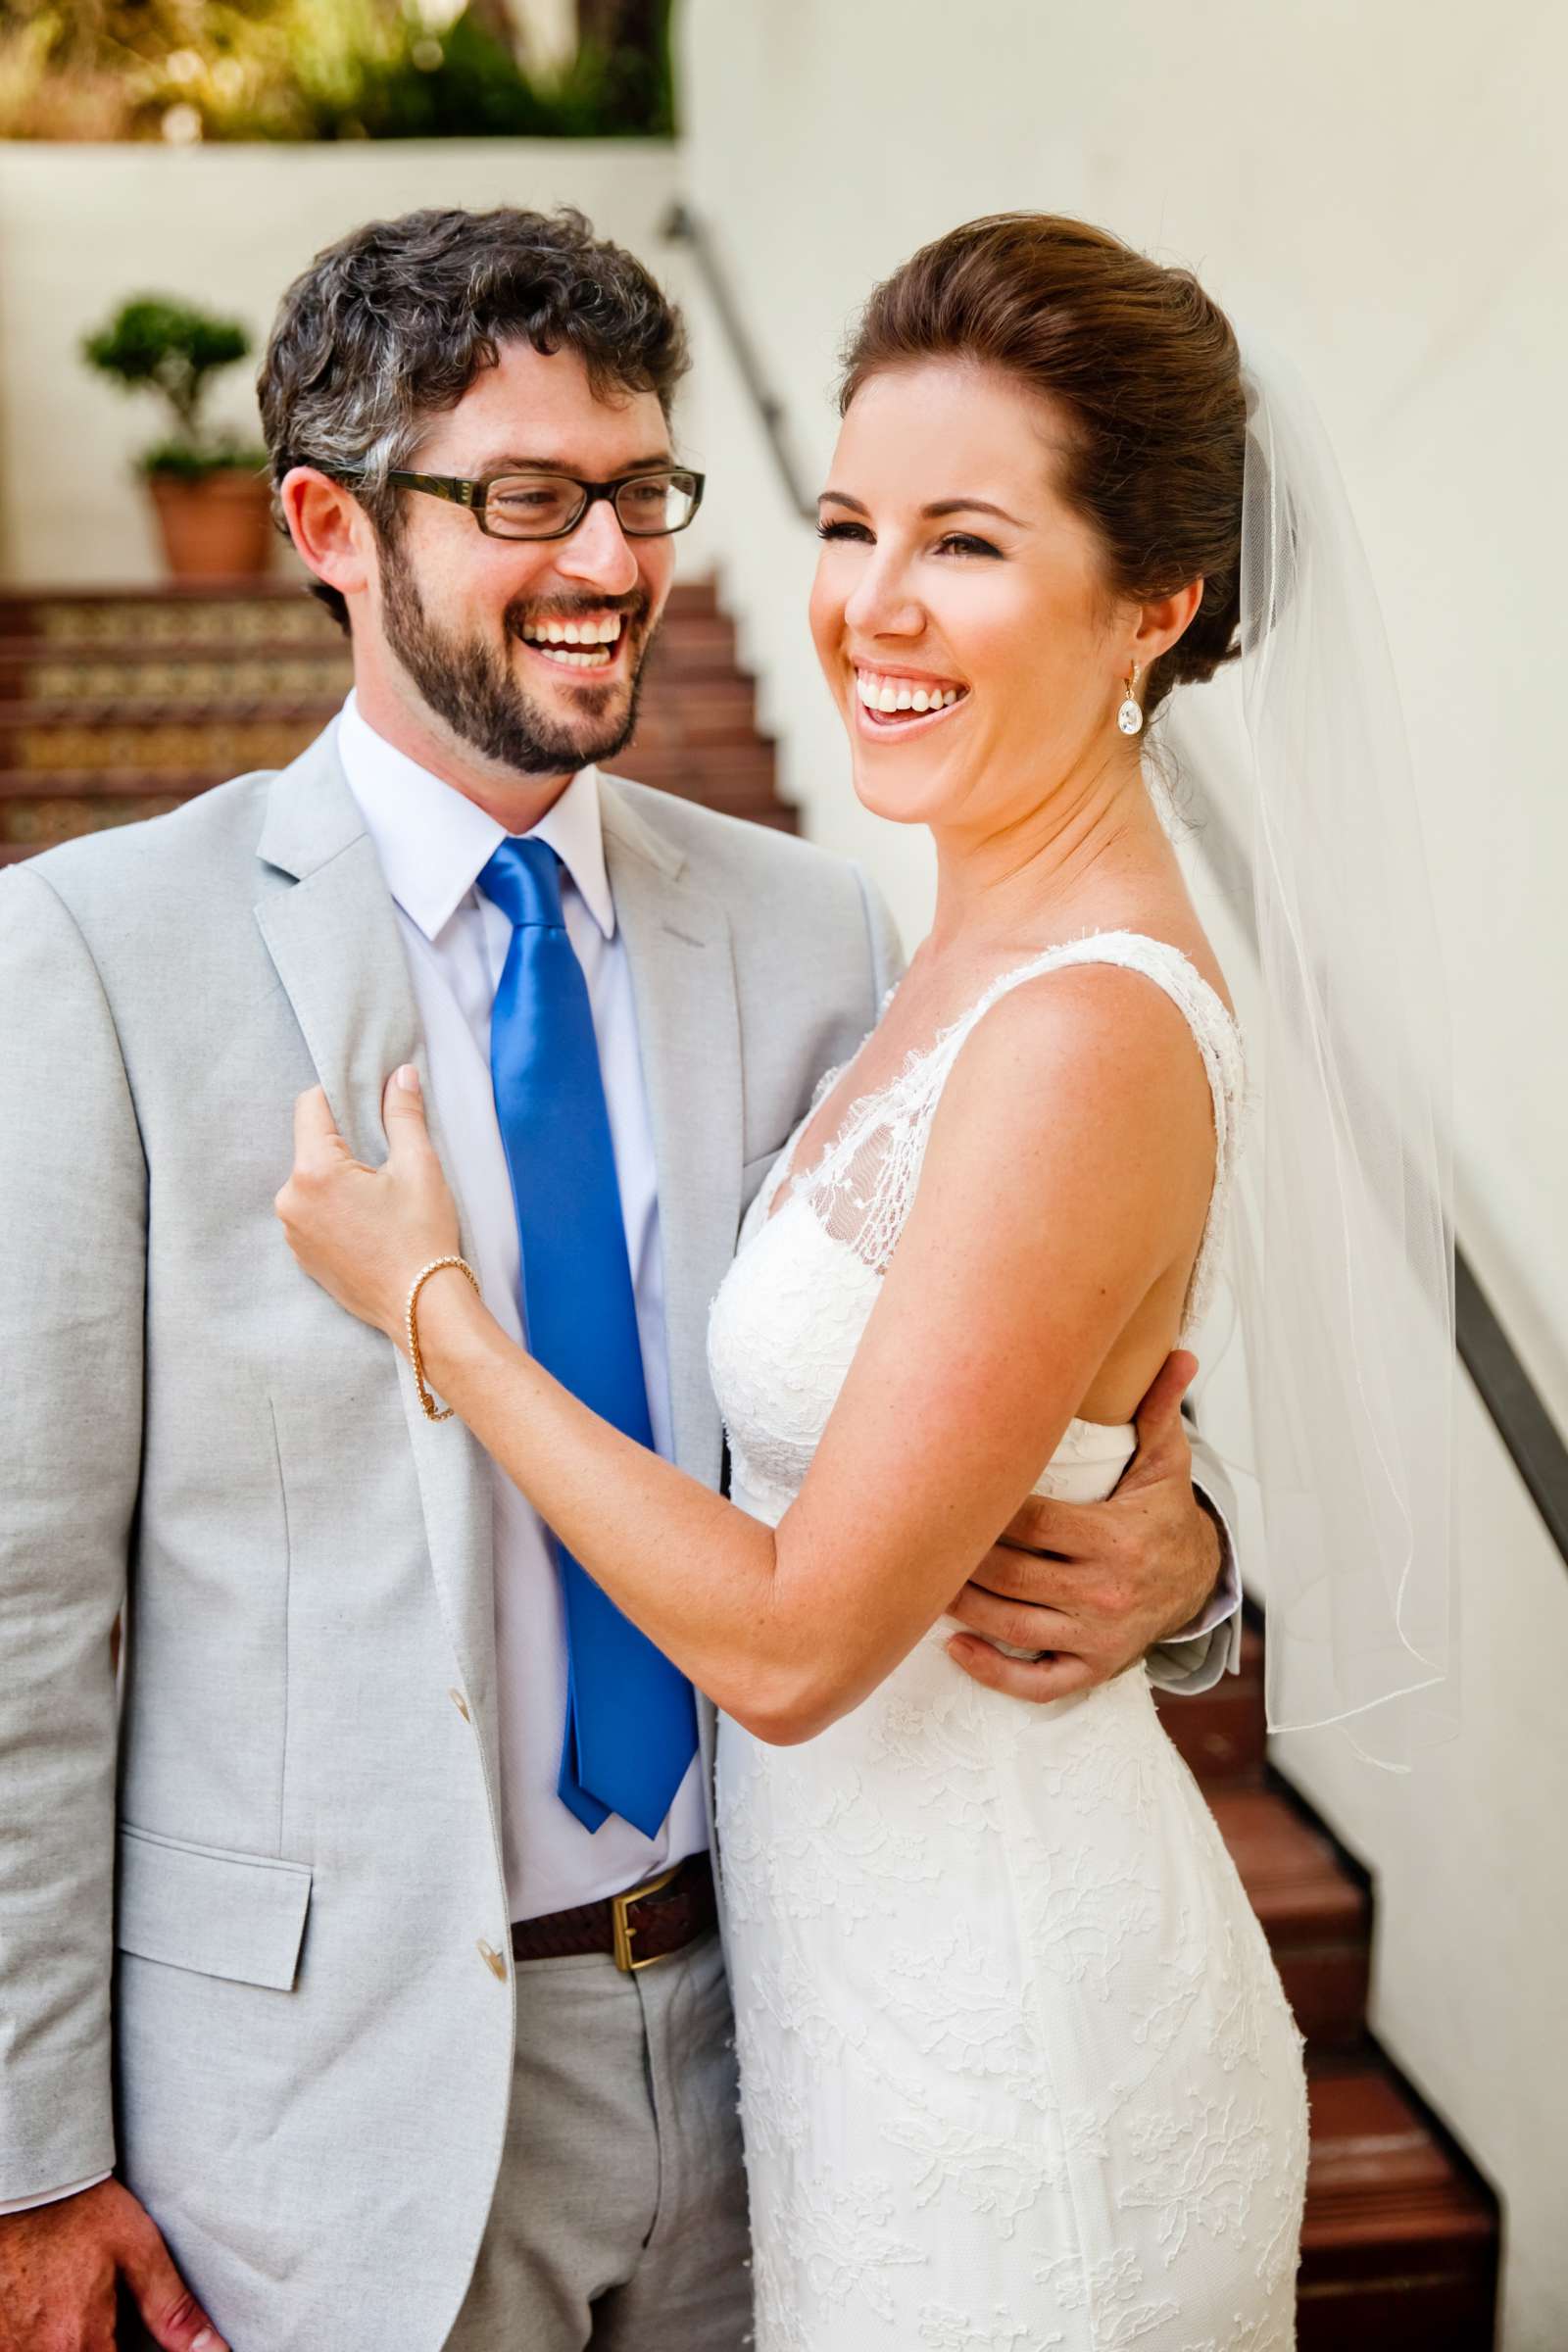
top-left (838, 215), bottom-right (1247, 723)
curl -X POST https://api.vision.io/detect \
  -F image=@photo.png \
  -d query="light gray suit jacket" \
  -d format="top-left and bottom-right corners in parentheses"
top-left (0, 728), bottom-right (1234, 2348)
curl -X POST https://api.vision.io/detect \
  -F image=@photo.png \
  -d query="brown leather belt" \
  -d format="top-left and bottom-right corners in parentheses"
top-left (510, 1851), bottom-right (717, 1974)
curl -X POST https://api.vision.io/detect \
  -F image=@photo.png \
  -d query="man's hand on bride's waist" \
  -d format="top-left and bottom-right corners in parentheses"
top-left (945, 1349), bottom-right (1222, 1703)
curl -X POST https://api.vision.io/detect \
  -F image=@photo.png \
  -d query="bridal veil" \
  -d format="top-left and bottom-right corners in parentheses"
top-left (1170, 336), bottom-right (1459, 1771)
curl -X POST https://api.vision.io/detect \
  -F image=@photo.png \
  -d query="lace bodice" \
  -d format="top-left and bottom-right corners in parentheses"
top-left (710, 931), bottom-right (1245, 1522)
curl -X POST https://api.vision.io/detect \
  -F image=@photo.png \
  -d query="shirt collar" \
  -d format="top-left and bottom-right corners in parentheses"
top-left (336, 691), bottom-right (616, 945)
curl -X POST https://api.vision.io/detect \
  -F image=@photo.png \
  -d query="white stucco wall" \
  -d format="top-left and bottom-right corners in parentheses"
top-left (0, 139), bottom-right (678, 588)
top-left (675, 4), bottom-right (1568, 2344)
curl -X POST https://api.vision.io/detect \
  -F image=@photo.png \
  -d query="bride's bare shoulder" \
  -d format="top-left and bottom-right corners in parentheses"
top-left (917, 946), bottom-right (1224, 1223)
top-left (955, 951), bottom-right (1218, 1099)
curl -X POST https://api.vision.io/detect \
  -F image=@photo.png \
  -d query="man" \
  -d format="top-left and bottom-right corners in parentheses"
top-left (0, 206), bottom-right (1239, 2352)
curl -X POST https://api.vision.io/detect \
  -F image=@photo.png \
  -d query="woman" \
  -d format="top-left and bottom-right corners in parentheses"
top-left (281, 216), bottom-right (1311, 2345)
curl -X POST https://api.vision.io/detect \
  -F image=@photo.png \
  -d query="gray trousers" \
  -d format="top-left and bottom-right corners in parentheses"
top-left (445, 1930), bottom-right (753, 2350)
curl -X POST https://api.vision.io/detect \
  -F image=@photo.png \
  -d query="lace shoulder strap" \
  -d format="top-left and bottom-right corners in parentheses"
top-left (957, 934), bottom-right (1244, 1331)
top-left (795, 931), bottom-right (1245, 1329)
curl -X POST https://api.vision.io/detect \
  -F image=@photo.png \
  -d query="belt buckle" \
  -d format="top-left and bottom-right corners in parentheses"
top-left (612, 1861), bottom-right (683, 1973)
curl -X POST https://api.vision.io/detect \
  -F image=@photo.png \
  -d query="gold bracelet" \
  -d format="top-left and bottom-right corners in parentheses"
top-left (405, 1255), bottom-right (480, 1422)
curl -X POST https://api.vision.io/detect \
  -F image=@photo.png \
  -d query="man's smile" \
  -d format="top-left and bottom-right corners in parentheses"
top-left (516, 610), bottom-right (628, 671)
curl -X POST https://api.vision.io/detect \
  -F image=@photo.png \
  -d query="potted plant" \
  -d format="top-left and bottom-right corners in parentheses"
top-left (83, 296), bottom-right (272, 580)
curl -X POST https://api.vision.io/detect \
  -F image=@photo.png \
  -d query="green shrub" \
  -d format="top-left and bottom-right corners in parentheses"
top-left (0, 2), bottom-right (675, 143)
top-left (82, 296), bottom-right (265, 477)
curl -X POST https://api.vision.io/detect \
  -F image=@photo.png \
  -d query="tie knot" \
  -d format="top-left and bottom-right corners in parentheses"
top-left (479, 835), bottom-right (564, 931)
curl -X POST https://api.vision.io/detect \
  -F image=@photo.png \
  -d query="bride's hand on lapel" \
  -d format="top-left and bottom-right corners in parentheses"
top-left (275, 1068), bottom-right (461, 1345)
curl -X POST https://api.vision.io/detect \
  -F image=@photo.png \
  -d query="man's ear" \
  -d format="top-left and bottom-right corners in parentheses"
top-left (279, 466), bottom-right (374, 608)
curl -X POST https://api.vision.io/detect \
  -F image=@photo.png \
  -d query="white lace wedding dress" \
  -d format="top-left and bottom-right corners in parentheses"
top-left (707, 934), bottom-right (1310, 2352)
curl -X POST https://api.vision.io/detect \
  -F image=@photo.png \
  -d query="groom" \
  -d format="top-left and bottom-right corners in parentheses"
top-left (0, 206), bottom-right (1240, 2352)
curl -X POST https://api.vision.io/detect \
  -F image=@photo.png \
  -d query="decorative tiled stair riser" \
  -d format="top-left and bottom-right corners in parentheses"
top-left (0, 580), bottom-right (797, 861)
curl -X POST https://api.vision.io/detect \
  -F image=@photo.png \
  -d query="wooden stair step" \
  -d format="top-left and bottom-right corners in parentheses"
top-left (1299, 2055), bottom-right (1498, 2349)
top-left (658, 580), bottom-right (718, 617)
top-left (1153, 1618), bottom-right (1266, 1783)
top-left (609, 745), bottom-right (781, 788)
top-left (738, 806), bottom-right (799, 835)
top-left (645, 619), bottom-right (743, 676)
top-left (623, 681), bottom-right (760, 733)
top-left (1210, 1782), bottom-right (1370, 2048)
top-left (620, 781), bottom-right (796, 825)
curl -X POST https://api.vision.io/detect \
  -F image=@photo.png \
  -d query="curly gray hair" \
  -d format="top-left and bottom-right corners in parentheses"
top-left (258, 204), bottom-right (690, 629)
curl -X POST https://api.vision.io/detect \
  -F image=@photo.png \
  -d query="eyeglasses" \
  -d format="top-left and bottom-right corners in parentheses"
top-left (340, 466), bottom-right (706, 542)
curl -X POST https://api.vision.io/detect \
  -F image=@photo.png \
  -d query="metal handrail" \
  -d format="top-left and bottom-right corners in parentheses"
top-left (664, 197), bottom-right (1568, 1570)
top-left (1456, 1255), bottom-right (1568, 1559)
top-left (663, 203), bottom-right (817, 521)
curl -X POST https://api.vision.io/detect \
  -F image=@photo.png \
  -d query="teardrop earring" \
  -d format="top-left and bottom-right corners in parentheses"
top-left (1116, 664), bottom-right (1145, 738)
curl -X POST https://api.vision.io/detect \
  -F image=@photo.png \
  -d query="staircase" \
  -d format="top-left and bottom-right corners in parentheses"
top-left (0, 577), bottom-right (795, 865)
top-left (1, 582), bottom-right (1499, 2344)
top-left (1153, 1616), bottom-right (1499, 2346)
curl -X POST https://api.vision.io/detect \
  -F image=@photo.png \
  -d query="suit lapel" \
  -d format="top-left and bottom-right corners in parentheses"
top-left (601, 779), bottom-right (742, 1495)
top-left (254, 733), bottom-right (500, 1781)
top-left (254, 735), bottom-right (420, 1158)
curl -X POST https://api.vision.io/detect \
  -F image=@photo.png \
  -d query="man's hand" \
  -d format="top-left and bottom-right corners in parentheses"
top-left (946, 1349), bottom-right (1222, 1703)
top-left (0, 2179), bottom-right (227, 2352)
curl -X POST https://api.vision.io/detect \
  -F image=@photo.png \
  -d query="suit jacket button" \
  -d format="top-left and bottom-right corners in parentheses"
top-left (449, 1688), bottom-right (471, 1722)
top-left (477, 1938), bottom-right (507, 1981)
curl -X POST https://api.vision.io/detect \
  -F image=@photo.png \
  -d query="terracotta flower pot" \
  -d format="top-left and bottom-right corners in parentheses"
top-left (146, 468), bottom-right (275, 582)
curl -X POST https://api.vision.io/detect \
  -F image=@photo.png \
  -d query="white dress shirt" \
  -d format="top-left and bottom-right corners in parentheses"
top-left (338, 694), bottom-right (708, 1921)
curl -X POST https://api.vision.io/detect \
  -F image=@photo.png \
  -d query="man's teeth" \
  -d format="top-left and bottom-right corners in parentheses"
top-left (523, 615), bottom-right (623, 643)
top-left (519, 614), bottom-right (624, 666)
top-left (855, 671), bottom-right (963, 715)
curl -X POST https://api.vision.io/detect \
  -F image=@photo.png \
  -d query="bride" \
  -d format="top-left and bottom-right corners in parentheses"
top-left (280, 215), bottom-right (1334, 2344)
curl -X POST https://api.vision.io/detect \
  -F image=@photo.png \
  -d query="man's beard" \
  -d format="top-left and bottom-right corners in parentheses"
top-left (380, 553), bottom-right (653, 779)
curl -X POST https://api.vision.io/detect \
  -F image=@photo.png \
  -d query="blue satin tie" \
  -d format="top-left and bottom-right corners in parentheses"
top-left (479, 836), bottom-right (698, 1838)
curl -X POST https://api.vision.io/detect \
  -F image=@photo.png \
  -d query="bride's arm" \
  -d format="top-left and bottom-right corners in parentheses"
top-left (278, 969), bottom-right (1214, 1742)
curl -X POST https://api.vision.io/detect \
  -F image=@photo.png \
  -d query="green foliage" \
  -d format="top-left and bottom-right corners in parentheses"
top-left (84, 299), bottom-right (249, 400)
top-left (82, 295), bottom-right (258, 468)
top-left (0, 1), bottom-right (675, 142)
top-left (321, 16), bottom-right (671, 143)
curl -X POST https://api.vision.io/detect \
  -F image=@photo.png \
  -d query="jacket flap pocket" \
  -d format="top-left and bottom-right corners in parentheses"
top-left (116, 1825), bottom-right (312, 1990)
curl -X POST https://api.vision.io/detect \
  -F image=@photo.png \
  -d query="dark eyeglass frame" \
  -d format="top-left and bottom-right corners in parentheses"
top-left (337, 465), bottom-right (706, 541)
